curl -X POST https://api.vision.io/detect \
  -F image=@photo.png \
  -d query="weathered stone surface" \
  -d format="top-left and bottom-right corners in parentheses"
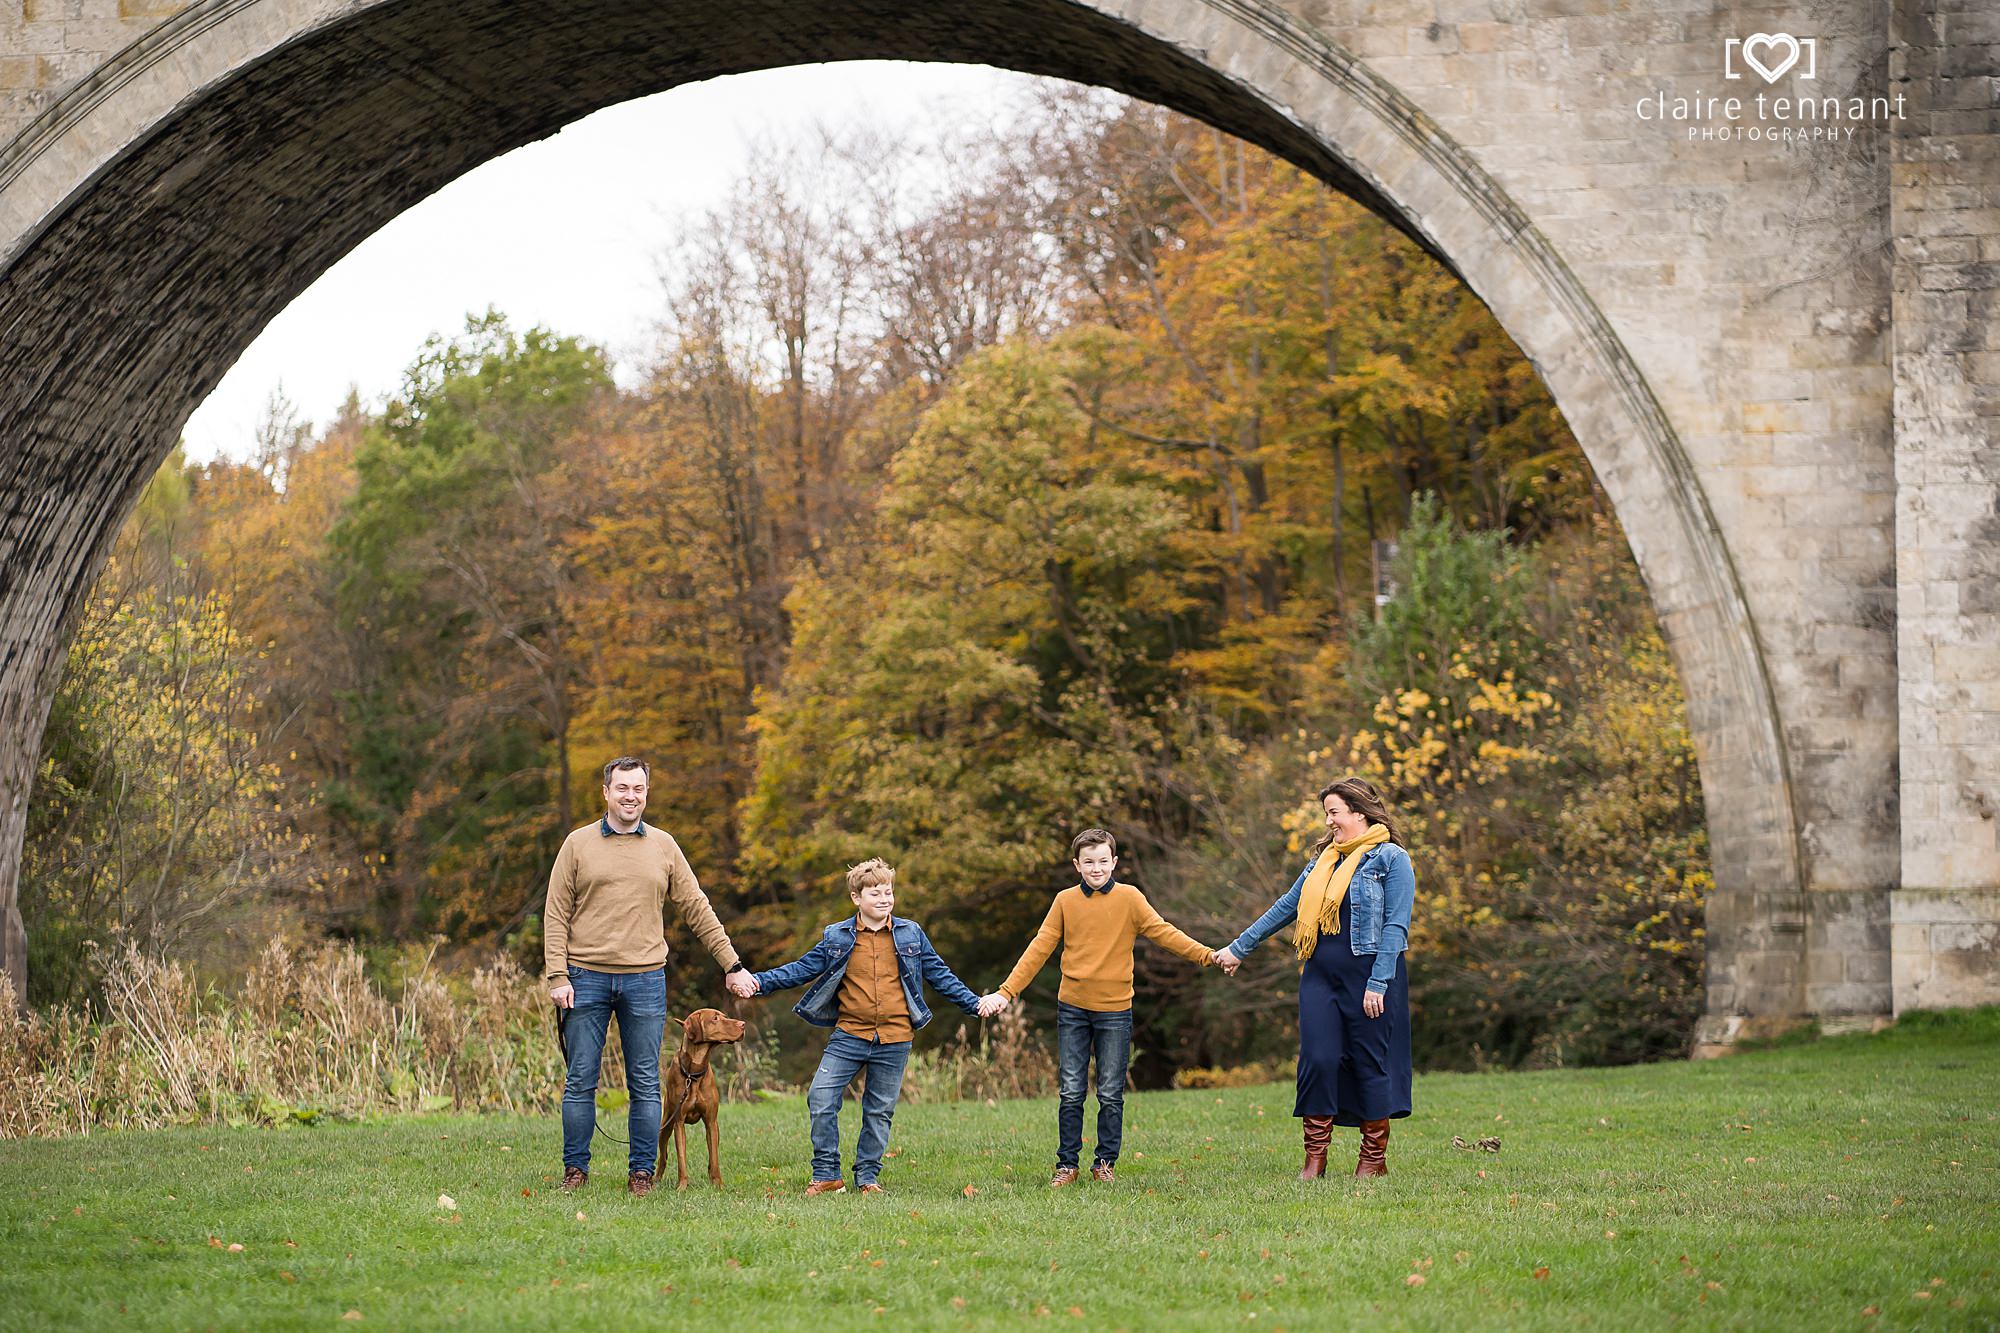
top-left (0, 0), bottom-right (1991, 1032)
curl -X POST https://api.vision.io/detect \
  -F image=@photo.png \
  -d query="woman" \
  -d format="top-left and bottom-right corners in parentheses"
top-left (1215, 777), bottom-right (1415, 1179)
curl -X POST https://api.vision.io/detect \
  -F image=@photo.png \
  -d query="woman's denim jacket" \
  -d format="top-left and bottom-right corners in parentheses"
top-left (752, 916), bottom-right (982, 1031)
top-left (1227, 843), bottom-right (1416, 995)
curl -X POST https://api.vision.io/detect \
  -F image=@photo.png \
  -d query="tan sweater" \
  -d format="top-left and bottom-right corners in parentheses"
top-left (998, 882), bottom-right (1213, 1011)
top-left (542, 820), bottom-right (740, 983)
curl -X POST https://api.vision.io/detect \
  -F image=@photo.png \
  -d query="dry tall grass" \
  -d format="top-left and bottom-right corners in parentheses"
top-left (4, 940), bottom-right (637, 1138)
top-left (900, 1005), bottom-right (1056, 1104)
top-left (1, 940), bottom-right (1054, 1139)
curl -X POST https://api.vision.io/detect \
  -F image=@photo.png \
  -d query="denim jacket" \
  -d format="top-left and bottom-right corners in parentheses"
top-left (752, 916), bottom-right (982, 1031)
top-left (1227, 843), bottom-right (1416, 994)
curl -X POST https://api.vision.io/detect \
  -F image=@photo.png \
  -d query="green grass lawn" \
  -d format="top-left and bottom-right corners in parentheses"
top-left (3, 1012), bottom-right (1995, 1331)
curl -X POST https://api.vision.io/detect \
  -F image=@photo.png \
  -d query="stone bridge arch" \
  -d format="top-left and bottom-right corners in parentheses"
top-left (3, 0), bottom-right (1994, 1036)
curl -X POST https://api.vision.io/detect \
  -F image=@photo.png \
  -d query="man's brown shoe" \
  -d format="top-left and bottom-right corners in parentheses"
top-left (804, 1178), bottom-right (848, 1196)
top-left (1049, 1166), bottom-right (1080, 1188)
top-left (560, 1166), bottom-right (588, 1192)
top-left (628, 1169), bottom-right (655, 1197)
top-left (1090, 1162), bottom-right (1115, 1183)
top-left (858, 1183), bottom-right (887, 1196)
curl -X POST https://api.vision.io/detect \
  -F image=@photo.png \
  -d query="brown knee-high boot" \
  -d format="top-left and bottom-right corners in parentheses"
top-left (1355, 1119), bottom-right (1390, 1178)
top-left (1298, 1116), bottom-right (1334, 1180)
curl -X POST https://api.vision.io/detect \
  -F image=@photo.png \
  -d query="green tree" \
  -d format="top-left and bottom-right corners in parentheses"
top-left (330, 314), bottom-right (614, 938)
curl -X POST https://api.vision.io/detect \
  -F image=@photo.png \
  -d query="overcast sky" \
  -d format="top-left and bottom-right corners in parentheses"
top-left (179, 61), bottom-right (1047, 464)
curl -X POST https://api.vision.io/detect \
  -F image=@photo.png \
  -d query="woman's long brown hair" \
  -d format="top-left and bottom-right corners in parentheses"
top-left (1309, 776), bottom-right (1406, 858)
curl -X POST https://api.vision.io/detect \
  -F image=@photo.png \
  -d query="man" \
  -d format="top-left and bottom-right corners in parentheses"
top-left (545, 756), bottom-right (751, 1197)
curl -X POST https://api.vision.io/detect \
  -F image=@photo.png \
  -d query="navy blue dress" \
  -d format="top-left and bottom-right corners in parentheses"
top-left (1296, 893), bottom-right (1412, 1125)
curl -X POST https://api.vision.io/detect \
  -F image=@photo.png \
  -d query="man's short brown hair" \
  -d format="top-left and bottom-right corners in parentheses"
top-left (846, 858), bottom-right (895, 895)
top-left (1070, 828), bottom-right (1117, 858)
top-left (602, 756), bottom-right (650, 784)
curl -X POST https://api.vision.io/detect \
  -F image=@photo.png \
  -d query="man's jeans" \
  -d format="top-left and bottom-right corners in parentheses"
top-left (1056, 1002), bottom-right (1133, 1169)
top-left (561, 965), bottom-right (667, 1176)
top-left (806, 1030), bottom-right (913, 1185)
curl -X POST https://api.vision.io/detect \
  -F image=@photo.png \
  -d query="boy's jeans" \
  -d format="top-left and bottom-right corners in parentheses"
top-left (561, 965), bottom-right (667, 1176)
top-left (806, 1030), bottom-right (913, 1185)
top-left (1055, 1002), bottom-right (1133, 1169)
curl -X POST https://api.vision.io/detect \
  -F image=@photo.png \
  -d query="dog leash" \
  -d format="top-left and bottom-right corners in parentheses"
top-left (551, 1002), bottom-right (628, 1146)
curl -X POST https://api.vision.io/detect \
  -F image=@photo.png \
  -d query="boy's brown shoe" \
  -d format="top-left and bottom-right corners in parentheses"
top-left (628, 1170), bottom-right (655, 1197)
top-left (1090, 1162), bottom-right (1115, 1183)
top-left (1049, 1166), bottom-right (1080, 1188)
top-left (560, 1167), bottom-right (588, 1192)
top-left (804, 1178), bottom-right (848, 1196)
top-left (858, 1183), bottom-right (887, 1196)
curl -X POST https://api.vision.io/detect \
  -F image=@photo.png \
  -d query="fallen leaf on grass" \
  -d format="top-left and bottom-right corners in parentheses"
top-left (962, 1185), bottom-right (978, 1198)
top-left (227, 1243), bottom-right (245, 1253)
top-left (1066, 1306), bottom-right (1084, 1317)
top-left (951, 1297), bottom-right (967, 1310)
top-left (1405, 1275), bottom-right (1426, 1288)
top-left (278, 1271), bottom-right (295, 1283)
top-left (207, 1236), bottom-right (222, 1248)
top-left (341, 1313), bottom-right (362, 1322)
top-left (1532, 1267), bottom-right (1550, 1280)
top-left (1861, 1306), bottom-right (1878, 1317)
top-left (575, 1211), bottom-right (587, 1222)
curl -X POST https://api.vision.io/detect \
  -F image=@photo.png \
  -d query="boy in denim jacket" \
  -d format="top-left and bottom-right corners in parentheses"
top-left (733, 858), bottom-right (981, 1195)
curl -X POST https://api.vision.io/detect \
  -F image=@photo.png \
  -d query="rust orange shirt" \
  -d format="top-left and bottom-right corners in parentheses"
top-left (835, 920), bottom-right (914, 1043)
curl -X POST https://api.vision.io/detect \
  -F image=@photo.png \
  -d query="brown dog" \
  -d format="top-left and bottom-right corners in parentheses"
top-left (658, 1007), bottom-right (747, 1189)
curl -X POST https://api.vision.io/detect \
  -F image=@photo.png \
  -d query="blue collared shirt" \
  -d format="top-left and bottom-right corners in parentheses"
top-left (599, 817), bottom-right (647, 838)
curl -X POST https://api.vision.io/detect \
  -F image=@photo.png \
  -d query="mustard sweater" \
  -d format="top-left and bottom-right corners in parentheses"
top-left (997, 882), bottom-right (1213, 1011)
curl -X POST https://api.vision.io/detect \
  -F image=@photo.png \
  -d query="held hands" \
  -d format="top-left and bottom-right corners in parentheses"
top-left (724, 970), bottom-right (760, 999)
top-left (977, 992), bottom-right (1010, 1018)
top-left (1212, 947), bottom-right (1241, 977)
top-left (549, 982), bottom-right (575, 1009)
top-left (1362, 988), bottom-right (1385, 1018)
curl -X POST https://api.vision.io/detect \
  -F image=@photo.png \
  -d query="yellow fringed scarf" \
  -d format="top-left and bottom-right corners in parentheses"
top-left (1293, 823), bottom-right (1392, 964)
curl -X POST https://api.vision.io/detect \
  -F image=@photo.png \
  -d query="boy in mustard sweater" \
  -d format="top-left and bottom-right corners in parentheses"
top-left (981, 828), bottom-right (1216, 1186)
